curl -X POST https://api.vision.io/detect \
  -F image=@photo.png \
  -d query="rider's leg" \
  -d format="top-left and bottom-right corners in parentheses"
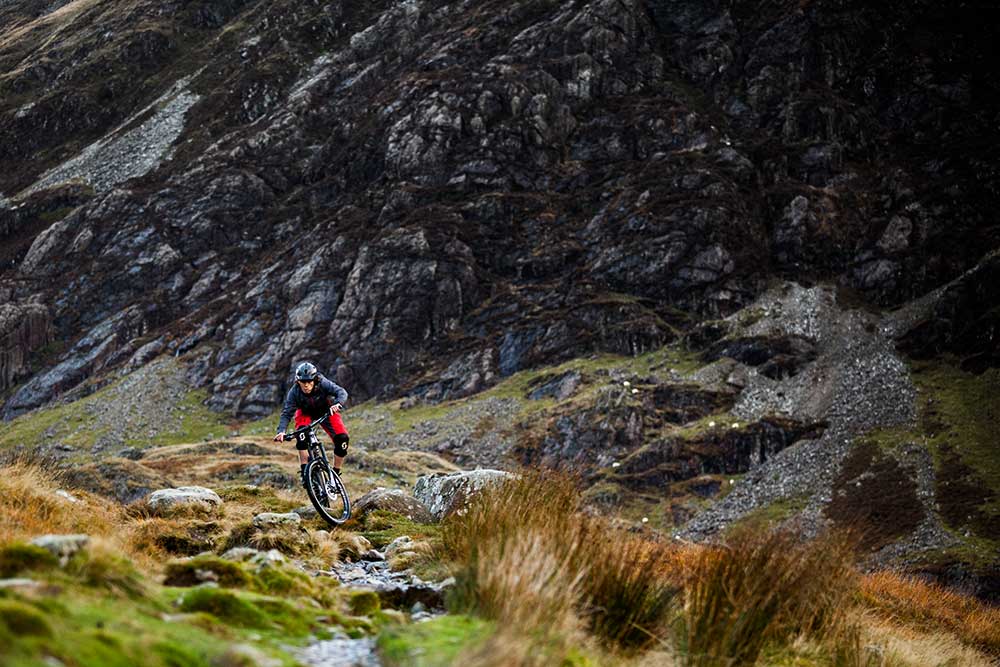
top-left (322, 413), bottom-right (349, 474)
top-left (293, 409), bottom-right (311, 485)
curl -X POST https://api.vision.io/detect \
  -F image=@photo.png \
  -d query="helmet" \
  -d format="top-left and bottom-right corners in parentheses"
top-left (295, 362), bottom-right (319, 382)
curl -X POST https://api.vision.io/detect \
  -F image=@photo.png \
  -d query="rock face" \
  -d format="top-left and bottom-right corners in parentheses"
top-left (0, 0), bottom-right (995, 419)
top-left (147, 486), bottom-right (223, 516)
top-left (413, 470), bottom-right (513, 520)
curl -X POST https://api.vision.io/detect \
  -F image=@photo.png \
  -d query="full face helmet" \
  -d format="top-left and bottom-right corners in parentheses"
top-left (295, 362), bottom-right (319, 383)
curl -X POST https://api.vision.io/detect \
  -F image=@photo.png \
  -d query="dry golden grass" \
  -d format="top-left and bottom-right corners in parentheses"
top-left (682, 526), bottom-right (857, 665)
top-left (860, 570), bottom-right (1000, 657)
top-left (474, 528), bottom-right (585, 635)
top-left (0, 460), bottom-right (120, 544)
top-left (445, 470), bottom-right (679, 651)
top-left (859, 613), bottom-right (997, 667)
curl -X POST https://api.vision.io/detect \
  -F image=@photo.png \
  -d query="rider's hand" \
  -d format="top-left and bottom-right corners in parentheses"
top-left (273, 432), bottom-right (285, 442)
top-left (330, 403), bottom-right (342, 415)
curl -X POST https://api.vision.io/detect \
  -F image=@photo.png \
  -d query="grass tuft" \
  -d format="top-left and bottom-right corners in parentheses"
top-left (681, 526), bottom-right (857, 665)
top-left (443, 470), bottom-right (678, 652)
top-left (860, 571), bottom-right (1000, 656)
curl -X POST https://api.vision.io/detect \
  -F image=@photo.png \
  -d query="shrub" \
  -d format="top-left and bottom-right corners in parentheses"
top-left (682, 526), bottom-right (857, 666)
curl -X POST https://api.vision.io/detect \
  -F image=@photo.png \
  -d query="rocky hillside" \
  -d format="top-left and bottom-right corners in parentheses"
top-left (2, 0), bottom-right (997, 414)
top-left (2, 0), bottom-right (999, 601)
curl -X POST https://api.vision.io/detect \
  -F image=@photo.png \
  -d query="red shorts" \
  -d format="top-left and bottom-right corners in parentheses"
top-left (294, 409), bottom-right (348, 441)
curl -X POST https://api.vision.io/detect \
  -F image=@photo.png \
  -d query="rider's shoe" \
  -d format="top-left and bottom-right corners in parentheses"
top-left (333, 467), bottom-right (342, 477)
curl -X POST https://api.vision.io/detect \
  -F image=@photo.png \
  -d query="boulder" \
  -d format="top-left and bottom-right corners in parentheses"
top-left (220, 547), bottom-right (260, 562)
top-left (30, 534), bottom-right (89, 566)
top-left (252, 512), bottom-right (302, 529)
top-left (147, 486), bottom-right (222, 516)
top-left (352, 488), bottom-right (435, 524)
top-left (413, 470), bottom-right (514, 521)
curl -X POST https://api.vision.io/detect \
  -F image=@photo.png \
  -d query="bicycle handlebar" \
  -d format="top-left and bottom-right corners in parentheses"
top-left (281, 413), bottom-right (331, 442)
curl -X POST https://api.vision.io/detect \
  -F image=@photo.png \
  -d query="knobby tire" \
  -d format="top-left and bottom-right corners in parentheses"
top-left (305, 459), bottom-right (351, 526)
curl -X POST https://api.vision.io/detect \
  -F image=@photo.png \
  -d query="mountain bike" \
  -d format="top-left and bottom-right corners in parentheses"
top-left (282, 414), bottom-right (351, 526)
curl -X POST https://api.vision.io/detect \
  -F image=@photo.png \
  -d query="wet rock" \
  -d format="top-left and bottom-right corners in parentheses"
top-left (413, 470), bottom-right (514, 521)
top-left (352, 488), bottom-right (434, 524)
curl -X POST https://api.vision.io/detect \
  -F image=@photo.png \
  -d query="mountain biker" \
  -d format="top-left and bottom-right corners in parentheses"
top-left (273, 362), bottom-right (350, 488)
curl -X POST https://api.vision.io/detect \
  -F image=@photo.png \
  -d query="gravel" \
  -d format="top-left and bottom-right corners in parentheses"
top-left (296, 638), bottom-right (380, 667)
top-left (23, 74), bottom-right (201, 196)
top-left (678, 282), bottom-right (919, 540)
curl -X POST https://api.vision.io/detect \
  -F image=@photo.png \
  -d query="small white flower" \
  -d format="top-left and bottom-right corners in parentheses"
top-left (708, 421), bottom-right (716, 427)
top-left (731, 422), bottom-right (740, 428)
top-left (623, 380), bottom-right (631, 387)
top-left (631, 388), bottom-right (639, 394)
top-left (611, 461), bottom-right (621, 468)
top-left (729, 479), bottom-right (735, 485)
top-left (641, 517), bottom-right (649, 524)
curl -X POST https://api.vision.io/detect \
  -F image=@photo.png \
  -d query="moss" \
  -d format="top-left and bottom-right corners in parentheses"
top-left (163, 555), bottom-right (253, 588)
top-left (0, 542), bottom-right (59, 577)
top-left (178, 588), bottom-right (269, 628)
top-left (378, 614), bottom-right (494, 667)
top-left (150, 639), bottom-right (209, 667)
top-left (348, 590), bottom-right (381, 616)
top-left (254, 597), bottom-right (312, 635)
top-left (0, 599), bottom-right (53, 636)
top-left (729, 495), bottom-right (810, 533)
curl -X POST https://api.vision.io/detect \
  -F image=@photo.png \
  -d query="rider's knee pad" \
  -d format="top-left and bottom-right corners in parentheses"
top-left (333, 433), bottom-right (349, 457)
top-left (294, 431), bottom-right (310, 451)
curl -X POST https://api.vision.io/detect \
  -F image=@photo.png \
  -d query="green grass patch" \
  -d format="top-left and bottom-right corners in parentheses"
top-left (378, 614), bottom-right (494, 667)
top-left (141, 389), bottom-right (229, 447)
top-left (858, 359), bottom-right (1000, 552)
top-left (729, 495), bottom-right (810, 532)
top-left (356, 510), bottom-right (442, 550)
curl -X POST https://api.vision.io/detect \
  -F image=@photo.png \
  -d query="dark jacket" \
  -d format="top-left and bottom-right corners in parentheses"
top-left (276, 374), bottom-right (348, 433)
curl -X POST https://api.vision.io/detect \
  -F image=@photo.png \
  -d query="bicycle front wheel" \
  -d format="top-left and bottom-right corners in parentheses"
top-left (305, 460), bottom-right (351, 526)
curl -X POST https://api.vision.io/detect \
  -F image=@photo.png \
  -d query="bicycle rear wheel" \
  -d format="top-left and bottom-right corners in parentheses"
top-left (305, 460), bottom-right (351, 526)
